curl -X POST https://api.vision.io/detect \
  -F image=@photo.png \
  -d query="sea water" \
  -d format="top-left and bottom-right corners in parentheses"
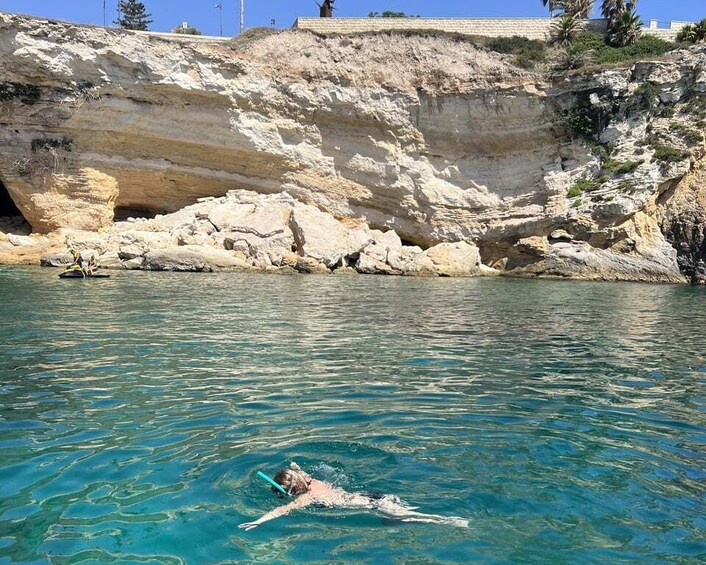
top-left (0, 267), bottom-right (704, 564)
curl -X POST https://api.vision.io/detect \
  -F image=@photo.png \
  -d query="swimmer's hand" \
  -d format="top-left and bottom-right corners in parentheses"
top-left (239, 495), bottom-right (313, 532)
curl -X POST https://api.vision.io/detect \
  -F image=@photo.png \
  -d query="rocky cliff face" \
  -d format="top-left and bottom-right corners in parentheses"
top-left (0, 13), bottom-right (704, 281)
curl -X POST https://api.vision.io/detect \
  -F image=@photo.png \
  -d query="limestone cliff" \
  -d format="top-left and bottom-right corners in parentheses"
top-left (0, 12), bottom-right (704, 281)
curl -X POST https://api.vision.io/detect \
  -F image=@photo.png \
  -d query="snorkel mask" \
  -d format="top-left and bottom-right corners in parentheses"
top-left (257, 471), bottom-right (289, 497)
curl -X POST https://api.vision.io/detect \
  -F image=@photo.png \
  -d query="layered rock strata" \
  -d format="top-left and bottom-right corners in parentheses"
top-left (0, 13), bottom-right (704, 281)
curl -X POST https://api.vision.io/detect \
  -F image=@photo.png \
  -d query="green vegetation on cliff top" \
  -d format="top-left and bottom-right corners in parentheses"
top-left (568, 32), bottom-right (679, 66)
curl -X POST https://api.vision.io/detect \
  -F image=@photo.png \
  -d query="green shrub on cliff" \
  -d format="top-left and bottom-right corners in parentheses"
top-left (651, 143), bottom-right (689, 163)
top-left (569, 32), bottom-right (676, 66)
top-left (672, 123), bottom-right (704, 145)
top-left (626, 82), bottom-right (660, 114)
top-left (488, 36), bottom-right (547, 70)
top-left (642, 135), bottom-right (689, 163)
top-left (684, 95), bottom-right (706, 119)
top-left (567, 103), bottom-right (599, 138)
top-left (602, 158), bottom-right (643, 174)
top-left (566, 94), bottom-right (616, 141)
top-left (568, 176), bottom-right (604, 197)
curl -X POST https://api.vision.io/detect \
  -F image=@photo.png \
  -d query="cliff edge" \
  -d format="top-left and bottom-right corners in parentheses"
top-left (0, 13), bottom-right (704, 281)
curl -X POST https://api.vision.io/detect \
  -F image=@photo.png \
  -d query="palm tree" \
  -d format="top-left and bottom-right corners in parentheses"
top-left (558, 44), bottom-right (596, 70)
top-left (601, 0), bottom-right (638, 21)
top-left (676, 24), bottom-right (698, 43)
top-left (552, 13), bottom-right (582, 45)
top-left (560, 0), bottom-right (594, 19)
top-left (607, 9), bottom-right (642, 46)
top-left (695, 19), bottom-right (706, 42)
top-left (542, 0), bottom-right (561, 16)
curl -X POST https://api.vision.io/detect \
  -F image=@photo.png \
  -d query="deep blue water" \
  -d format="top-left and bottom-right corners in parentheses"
top-left (0, 267), bottom-right (704, 564)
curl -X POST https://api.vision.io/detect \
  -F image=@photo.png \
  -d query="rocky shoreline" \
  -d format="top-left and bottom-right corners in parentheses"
top-left (30, 190), bottom-right (498, 277)
top-left (3, 186), bottom-right (702, 283)
top-left (0, 13), bottom-right (705, 283)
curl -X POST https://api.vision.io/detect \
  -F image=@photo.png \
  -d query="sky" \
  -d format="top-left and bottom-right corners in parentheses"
top-left (0, 1), bottom-right (703, 38)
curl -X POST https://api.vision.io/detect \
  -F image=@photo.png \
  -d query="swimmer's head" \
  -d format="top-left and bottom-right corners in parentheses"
top-left (274, 462), bottom-right (311, 496)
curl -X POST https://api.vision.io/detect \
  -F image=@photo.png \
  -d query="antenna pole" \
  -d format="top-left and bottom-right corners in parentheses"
top-left (214, 4), bottom-right (223, 37)
top-left (240, 0), bottom-right (245, 34)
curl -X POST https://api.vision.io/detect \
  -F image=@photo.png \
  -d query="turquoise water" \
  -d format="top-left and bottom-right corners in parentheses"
top-left (0, 267), bottom-right (704, 564)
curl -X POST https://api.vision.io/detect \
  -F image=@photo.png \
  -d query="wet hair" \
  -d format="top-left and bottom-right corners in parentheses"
top-left (273, 468), bottom-right (311, 496)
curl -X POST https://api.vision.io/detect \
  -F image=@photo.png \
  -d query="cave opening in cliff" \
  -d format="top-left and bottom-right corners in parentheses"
top-left (114, 206), bottom-right (165, 222)
top-left (0, 177), bottom-right (30, 234)
top-left (0, 178), bottom-right (22, 218)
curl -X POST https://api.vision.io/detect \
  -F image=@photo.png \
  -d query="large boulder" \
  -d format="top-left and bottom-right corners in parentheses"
top-left (294, 256), bottom-right (331, 274)
top-left (289, 205), bottom-right (373, 268)
top-left (115, 231), bottom-right (174, 261)
top-left (143, 246), bottom-right (249, 272)
top-left (356, 229), bottom-right (406, 274)
top-left (10, 168), bottom-right (118, 233)
top-left (208, 192), bottom-right (297, 265)
top-left (507, 240), bottom-right (685, 283)
top-left (356, 252), bottom-right (399, 275)
top-left (417, 241), bottom-right (483, 277)
top-left (8, 234), bottom-right (39, 247)
top-left (221, 206), bottom-right (295, 265)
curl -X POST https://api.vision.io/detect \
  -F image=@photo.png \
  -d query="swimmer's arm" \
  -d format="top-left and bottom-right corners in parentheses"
top-left (238, 495), bottom-right (314, 531)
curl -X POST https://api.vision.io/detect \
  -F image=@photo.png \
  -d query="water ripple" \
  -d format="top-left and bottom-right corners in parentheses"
top-left (0, 268), bottom-right (704, 563)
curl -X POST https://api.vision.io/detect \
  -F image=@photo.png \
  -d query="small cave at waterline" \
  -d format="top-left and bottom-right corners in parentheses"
top-left (113, 206), bottom-right (166, 222)
top-left (0, 177), bottom-right (30, 234)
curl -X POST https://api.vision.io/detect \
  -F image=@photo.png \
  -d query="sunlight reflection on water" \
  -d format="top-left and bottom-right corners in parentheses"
top-left (0, 268), bottom-right (704, 563)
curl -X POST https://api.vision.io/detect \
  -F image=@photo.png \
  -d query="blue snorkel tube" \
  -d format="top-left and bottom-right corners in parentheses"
top-left (257, 470), bottom-right (289, 496)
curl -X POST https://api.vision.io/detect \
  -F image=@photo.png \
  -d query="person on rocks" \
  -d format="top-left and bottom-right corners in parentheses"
top-left (238, 462), bottom-right (469, 531)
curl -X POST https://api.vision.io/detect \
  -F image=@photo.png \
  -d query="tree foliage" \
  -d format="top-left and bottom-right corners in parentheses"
top-left (115, 0), bottom-right (153, 31)
top-left (676, 19), bottom-right (706, 44)
top-left (542, 0), bottom-right (644, 47)
top-left (569, 31), bottom-right (675, 65)
top-left (543, 0), bottom-right (595, 18)
top-left (488, 36), bottom-right (547, 69)
top-left (542, 0), bottom-right (562, 15)
top-left (552, 13), bottom-right (582, 45)
top-left (561, 0), bottom-right (594, 18)
top-left (607, 9), bottom-right (642, 47)
top-left (600, 0), bottom-right (638, 21)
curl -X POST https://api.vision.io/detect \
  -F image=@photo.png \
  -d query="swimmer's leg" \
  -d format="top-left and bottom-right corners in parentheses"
top-left (373, 497), bottom-right (469, 528)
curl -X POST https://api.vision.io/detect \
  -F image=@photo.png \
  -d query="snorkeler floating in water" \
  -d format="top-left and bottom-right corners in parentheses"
top-left (238, 462), bottom-right (469, 531)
